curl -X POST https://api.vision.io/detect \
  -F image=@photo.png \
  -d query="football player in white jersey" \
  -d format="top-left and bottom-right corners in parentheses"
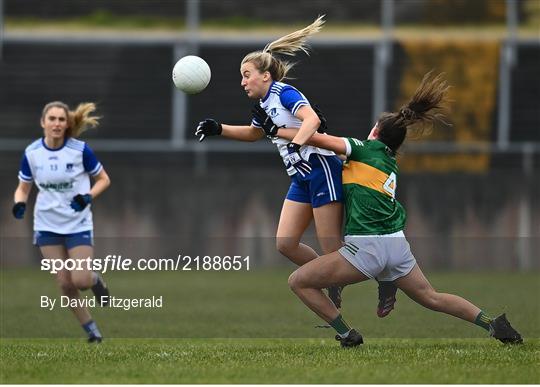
top-left (12, 101), bottom-right (111, 343)
top-left (195, 16), bottom-right (345, 308)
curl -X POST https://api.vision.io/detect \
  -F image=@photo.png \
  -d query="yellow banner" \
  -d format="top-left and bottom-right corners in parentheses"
top-left (395, 39), bottom-right (500, 173)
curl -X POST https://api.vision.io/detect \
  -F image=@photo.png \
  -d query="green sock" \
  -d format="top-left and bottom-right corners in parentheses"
top-left (329, 314), bottom-right (351, 335)
top-left (474, 310), bottom-right (493, 331)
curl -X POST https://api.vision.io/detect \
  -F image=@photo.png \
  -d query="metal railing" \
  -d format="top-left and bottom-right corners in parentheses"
top-left (0, 0), bottom-right (536, 158)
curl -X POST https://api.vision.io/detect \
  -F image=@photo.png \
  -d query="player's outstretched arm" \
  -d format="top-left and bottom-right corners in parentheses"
top-left (277, 128), bottom-right (347, 156)
top-left (196, 119), bottom-right (264, 142)
top-left (250, 103), bottom-right (346, 155)
top-left (221, 124), bottom-right (265, 142)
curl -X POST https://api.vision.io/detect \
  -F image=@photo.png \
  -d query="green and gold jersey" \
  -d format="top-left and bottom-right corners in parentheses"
top-left (342, 138), bottom-right (406, 235)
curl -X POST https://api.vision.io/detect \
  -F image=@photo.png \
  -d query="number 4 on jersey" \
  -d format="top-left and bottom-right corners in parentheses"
top-left (383, 172), bottom-right (397, 199)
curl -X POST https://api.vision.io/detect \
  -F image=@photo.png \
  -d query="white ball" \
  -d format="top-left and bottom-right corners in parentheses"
top-left (172, 55), bottom-right (211, 94)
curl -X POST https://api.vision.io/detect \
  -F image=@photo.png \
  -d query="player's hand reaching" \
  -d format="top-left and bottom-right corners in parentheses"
top-left (285, 143), bottom-right (312, 177)
top-left (196, 119), bottom-right (222, 142)
top-left (12, 202), bottom-right (26, 219)
top-left (312, 104), bottom-right (328, 134)
top-left (70, 194), bottom-right (92, 212)
top-left (251, 105), bottom-right (281, 136)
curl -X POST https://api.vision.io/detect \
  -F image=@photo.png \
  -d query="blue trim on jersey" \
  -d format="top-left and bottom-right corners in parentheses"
top-left (19, 154), bottom-right (33, 181)
top-left (34, 230), bottom-right (94, 249)
top-left (89, 163), bottom-right (103, 176)
top-left (251, 116), bottom-right (262, 127)
top-left (271, 84), bottom-right (284, 93)
top-left (18, 172), bottom-right (33, 182)
top-left (261, 81), bottom-right (275, 103)
top-left (286, 154), bottom-right (343, 208)
top-left (291, 100), bottom-right (308, 116)
top-left (41, 137), bottom-right (67, 152)
top-left (83, 144), bottom-right (101, 175)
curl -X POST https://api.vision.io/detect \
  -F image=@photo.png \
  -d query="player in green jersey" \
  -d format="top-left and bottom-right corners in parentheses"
top-left (256, 72), bottom-right (523, 347)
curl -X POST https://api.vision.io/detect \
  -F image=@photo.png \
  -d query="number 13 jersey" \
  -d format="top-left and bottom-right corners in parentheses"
top-left (18, 137), bottom-right (103, 233)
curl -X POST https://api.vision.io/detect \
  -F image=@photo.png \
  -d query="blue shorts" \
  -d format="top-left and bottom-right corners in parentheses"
top-left (286, 154), bottom-right (343, 208)
top-left (33, 231), bottom-right (94, 249)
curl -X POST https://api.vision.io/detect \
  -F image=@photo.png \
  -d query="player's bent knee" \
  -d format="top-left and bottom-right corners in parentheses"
top-left (276, 238), bottom-right (297, 258)
top-left (288, 270), bottom-right (305, 292)
top-left (288, 270), bottom-right (299, 291)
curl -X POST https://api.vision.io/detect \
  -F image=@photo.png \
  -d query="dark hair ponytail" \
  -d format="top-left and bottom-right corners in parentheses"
top-left (377, 71), bottom-right (450, 153)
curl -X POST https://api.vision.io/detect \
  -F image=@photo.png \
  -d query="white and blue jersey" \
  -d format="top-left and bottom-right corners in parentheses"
top-left (251, 81), bottom-right (335, 176)
top-left (251, 81), bottom-right (343, 207)
top-left (18, 137), bottom-right (103, 234)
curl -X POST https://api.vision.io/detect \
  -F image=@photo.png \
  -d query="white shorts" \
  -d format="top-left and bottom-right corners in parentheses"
top-left (338, 231), bottom-right (416, 282)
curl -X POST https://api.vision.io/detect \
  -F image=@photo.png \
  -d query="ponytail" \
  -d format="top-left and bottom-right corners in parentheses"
top-left (263, 15), bottom-right (325, 56)
top-left (377, 71), bottom-right (450, 152)
top-left (68, 102), bottom-right (100, 138)
top-left (241, 15), bottom-right (325, 81)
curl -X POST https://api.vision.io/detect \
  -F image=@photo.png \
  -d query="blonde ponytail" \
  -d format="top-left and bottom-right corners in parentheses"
top-left (68, 102), bottom-right (100, 138)
top-left (263, 15), bottom-right (325, 56)
top-left (241, 15), bottom-right (325, 81)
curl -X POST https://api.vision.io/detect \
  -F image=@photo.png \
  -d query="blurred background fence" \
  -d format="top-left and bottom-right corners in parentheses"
top-left (0, 0), bottom-right (538, 269)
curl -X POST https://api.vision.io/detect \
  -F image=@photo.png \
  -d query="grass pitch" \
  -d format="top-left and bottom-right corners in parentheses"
top-left (1, 338), bottom-right (538, 383)
top-left (1, 268), bottom-right (539, 383)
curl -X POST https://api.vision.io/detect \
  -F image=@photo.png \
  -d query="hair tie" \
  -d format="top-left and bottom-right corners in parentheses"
top-left (400, 107), bottom-right (417, 121)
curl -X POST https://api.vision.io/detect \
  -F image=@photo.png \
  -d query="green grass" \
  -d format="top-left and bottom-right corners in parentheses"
top-left (1, 269), bottom-right (539, 383)
top-left (1, 338), bottom-right (538, 383)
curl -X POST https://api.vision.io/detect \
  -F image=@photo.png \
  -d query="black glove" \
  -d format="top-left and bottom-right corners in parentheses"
top-left (70, 194), bottom-right (92, 212)
top-left (285, 143), bottom-right (312, 177)
top-left (195, 119), bottom-right (222, 142)
top-left (312, 104), bottom-right (328, 134)
top-left (12, 202), bottom-right (26, 219)
top-left (251, 105), bottom-right (281, 136)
